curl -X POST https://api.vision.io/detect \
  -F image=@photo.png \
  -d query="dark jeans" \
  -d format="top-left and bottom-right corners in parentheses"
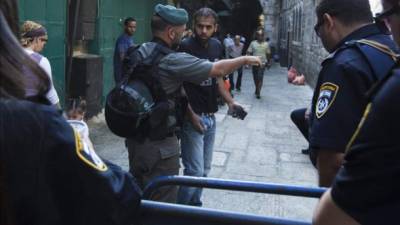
top-left (232, 66), bottom-right (243, 90)
top-left (252, 66), bottom-right (266, 95)
top-left (290, 108), bottom-right (309, 141)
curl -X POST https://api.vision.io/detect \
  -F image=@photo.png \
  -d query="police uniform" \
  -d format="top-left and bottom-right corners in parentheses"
top-left (177, 36), bottom-right (223, 205)
top-left (0, 100), bottom-right (141, 225)
top-left (331, 65), bottom-right (400, 225)
top-left (309, 24), bottom-right (398, 159)
top-left (125, 4), bottom-right (214, 203)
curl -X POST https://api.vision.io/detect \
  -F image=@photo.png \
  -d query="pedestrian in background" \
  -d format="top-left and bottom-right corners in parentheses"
top-left (113, 17), bottom-right (136, 84)
top-left (290, 107), bottom-right (311, 154)
top-left (247, 30), bottom-right (271, 99)
top-left (20, 20), bottom-right (60, 107)
top-left (228, 35), bottom-right (244, 91)
top-left (223, 33), bottom-right (233, 59)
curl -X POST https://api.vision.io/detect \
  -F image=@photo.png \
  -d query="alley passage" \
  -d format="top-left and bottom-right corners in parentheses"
top-left (90, 65), bottom-right (317, 221)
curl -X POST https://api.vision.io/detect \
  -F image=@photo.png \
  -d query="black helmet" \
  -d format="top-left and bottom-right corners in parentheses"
top-left (105, 79), bottom-right (154, 138)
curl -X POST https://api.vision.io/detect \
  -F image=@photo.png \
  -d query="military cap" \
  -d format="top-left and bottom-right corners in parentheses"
top-left (154, 4), bottom-right (188, 25)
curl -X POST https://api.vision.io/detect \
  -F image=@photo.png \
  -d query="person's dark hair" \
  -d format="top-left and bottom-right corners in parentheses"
top-left (124, 17), bottom-right (136, 26)
top-left (316, 0), bottom-right (373, 26)
top-left (193, 7), bottom-right (218, 25)
top-left (66, 98), bottom-right (87, 118)
top-left (151, 15), bottom-right (170, 34)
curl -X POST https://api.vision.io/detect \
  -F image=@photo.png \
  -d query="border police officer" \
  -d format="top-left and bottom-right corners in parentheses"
top-left (125, 4), bottom-right (261, 203)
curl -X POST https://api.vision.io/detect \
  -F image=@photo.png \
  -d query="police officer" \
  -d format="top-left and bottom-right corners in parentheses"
top-left (177, 7), bottom-right (246, 206)
top-left (309, 0), bottom-right (398, 187)
top-left (124, 4), bottom-right (261, 203)
top-left (313, 0), bottom-right (400, 224)
top-left (0, 2), bottom-right (142, 224)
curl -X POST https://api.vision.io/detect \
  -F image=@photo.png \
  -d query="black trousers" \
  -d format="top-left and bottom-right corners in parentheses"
top-left (290, 107), bottom-right (309, 141)
top-left (228, 66), bottom-right (243, 90)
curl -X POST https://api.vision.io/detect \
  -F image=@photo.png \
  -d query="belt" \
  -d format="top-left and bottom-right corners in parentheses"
top-left (200, 112), bottom-right (214, 117)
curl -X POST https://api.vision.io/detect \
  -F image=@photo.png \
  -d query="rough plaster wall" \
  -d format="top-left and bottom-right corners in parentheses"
top-left (263, 0), bottom-right (328, 87)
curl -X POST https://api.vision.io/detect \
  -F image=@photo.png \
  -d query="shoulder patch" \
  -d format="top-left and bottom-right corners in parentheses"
top-left (315, 82), bottom-right (339, 119)
top-left (73, 130), bottom-right (108, 172)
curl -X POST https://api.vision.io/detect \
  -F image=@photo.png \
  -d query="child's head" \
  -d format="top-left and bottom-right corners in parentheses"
top-left (66, 98), bottom-right (87, 120)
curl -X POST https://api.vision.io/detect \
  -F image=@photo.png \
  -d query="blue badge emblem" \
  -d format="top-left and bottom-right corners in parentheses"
top-left (316, 82), bottom-right (339, 118)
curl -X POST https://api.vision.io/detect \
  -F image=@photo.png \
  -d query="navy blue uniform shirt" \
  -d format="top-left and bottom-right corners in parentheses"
top-left (0, 100), bottom-right (141, 225)
top-left (179, 36), bottom-right (224, 114)
top-left (113, 33), bottom-right (134, 84)
top-left (309, 24), bottom-right (398, 153)
top-left (331, 68), bottom-right (400, 225)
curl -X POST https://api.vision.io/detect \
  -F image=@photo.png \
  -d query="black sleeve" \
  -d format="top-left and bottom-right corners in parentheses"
top-left (331, 72), bottom-right (400, 225)
top-left (45, 109), bottom-right (142, 225)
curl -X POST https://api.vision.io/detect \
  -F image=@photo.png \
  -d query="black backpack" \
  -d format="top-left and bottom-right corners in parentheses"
top-left (105, 43), bottom-right (187, 141)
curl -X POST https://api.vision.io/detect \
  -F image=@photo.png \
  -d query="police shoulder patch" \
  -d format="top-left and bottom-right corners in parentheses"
top-left (73, 129), bottom-right (108, 172)
top-left (316, 82), bottom-right (339, 119)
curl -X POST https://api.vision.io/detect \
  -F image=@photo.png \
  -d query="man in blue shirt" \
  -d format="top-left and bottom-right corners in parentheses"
top-left (113, 17), bottom-right (137, 84)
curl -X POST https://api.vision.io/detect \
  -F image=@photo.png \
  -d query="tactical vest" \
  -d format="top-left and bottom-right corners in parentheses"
top-left (123, 42), bottom-right (188, 141)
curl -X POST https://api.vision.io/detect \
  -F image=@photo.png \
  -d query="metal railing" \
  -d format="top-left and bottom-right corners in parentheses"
top-left (139, 176), bottom-right (327, 225)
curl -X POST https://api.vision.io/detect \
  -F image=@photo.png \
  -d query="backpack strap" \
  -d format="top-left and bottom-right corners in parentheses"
top-left (349, 39), bottom-right (400, 99)
top-left (365, 59), bottom-right (400, 100)
top-left (345, 39), bottom-right (398, 81)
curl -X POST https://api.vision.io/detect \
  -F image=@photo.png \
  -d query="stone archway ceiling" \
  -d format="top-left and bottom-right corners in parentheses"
top-left (229, 0), bottom-right (263, 45)
top-left (221, 0), bottom-right (233, 10)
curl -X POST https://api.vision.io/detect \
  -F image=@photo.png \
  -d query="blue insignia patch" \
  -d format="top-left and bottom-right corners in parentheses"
top-left (316, 82), bottom-right (339, 119)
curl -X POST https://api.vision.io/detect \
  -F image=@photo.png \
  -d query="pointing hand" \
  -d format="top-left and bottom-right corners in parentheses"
top-left (245, 56), bottom-right (262, 66)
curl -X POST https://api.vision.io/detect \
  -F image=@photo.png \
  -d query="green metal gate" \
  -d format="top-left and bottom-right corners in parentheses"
top-left (19, 0), bottom-right (168, 108)
top-left (90, 0), bottom-right (166, 104)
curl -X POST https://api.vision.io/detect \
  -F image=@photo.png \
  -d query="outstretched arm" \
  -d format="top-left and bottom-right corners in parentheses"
top-left (209, 56), bottom-right (261, 78)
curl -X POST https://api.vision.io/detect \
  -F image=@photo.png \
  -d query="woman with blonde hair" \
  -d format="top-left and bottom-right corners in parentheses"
top-left (20, 20), bottom-right (59, 106)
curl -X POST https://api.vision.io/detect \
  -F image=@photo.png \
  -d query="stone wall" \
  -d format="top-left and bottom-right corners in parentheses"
top-left (262, 0), bottom-right (328, 88)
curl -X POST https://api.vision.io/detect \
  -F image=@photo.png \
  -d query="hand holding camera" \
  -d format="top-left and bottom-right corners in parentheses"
top-left (227, 104), bottom-right (247, 120)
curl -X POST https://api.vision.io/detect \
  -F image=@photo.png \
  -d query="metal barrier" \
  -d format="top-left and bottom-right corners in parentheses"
top-left (143, 176), bottom-right (326, 199)
top-left (139, 176), bottom-right (327, 225)
top-left (140, 200), bottom-right (310, 225)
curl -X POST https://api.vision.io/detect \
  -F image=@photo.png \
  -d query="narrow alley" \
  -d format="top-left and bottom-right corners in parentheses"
top-left (90, 64), bottom-right (318, 221)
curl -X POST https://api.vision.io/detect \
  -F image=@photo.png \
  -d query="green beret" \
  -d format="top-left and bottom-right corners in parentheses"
top-left (154, 4), bottom-right (188, 25)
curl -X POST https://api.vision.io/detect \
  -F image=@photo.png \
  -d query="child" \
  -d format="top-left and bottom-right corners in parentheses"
top-left (65, 99), bottom-right (94, 150)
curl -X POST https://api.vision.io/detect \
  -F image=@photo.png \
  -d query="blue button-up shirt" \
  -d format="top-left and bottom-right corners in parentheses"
top-left (113, 33), bottom-right (134, 84)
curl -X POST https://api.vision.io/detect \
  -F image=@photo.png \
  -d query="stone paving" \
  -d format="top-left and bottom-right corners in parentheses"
top-left (89, 64), bottom-right (318, 222)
